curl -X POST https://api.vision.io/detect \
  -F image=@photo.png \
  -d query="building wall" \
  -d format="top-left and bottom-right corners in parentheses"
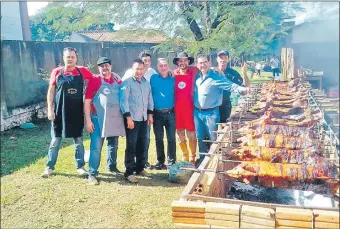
top-left (1, 2), bottom-right (23, 40)
top-left (283, 19), bottom-right (339, 89)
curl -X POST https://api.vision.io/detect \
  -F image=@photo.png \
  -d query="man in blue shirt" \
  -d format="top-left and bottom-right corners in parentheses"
top-left (194, 55), bottom-right (248, 164)
top-left (150, 58), bottom-right (176, 169)
top-left (119, 59), bottom-right (154, 183)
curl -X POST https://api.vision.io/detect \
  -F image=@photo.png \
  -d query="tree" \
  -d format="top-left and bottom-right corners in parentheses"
top-left (30, 2), bottom-right (114, 41)
top-left (30, 1), bottom-right (304, 57)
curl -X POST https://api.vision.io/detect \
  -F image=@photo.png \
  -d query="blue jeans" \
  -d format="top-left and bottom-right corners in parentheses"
top-left (153, 111), bottom-right (176, 165)
top-left (194, 108), bottom-right (220, 162)
top-left (144, 125), bottom-right (151, 164)
top-left (46, 124), bottom-right (85, 170)
top-left (88, 116), bottom-right (119, 176)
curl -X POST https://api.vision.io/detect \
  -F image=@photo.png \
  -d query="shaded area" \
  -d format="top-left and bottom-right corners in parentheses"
top-left (0, 119), bottom-right (89, 176)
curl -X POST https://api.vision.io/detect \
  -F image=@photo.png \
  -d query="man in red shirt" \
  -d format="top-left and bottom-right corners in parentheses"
top-left (41, 47), bottom-right (94, 178)
top-left (173, 52), bottom-right (199, 165)
top-left (84, 57), bottom-right (125, 185)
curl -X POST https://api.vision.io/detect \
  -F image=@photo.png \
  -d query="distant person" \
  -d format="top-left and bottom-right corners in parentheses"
top-left (150, 58), bottom-right (176, 169)
top-left (120, 59), bottom-right (154, 183)
top-left (84, 57), bottom-right (125, 185)
top-left (255, 62), bottom-right (261, 77)
top-left (270, 55), bottom-right (280, 77)
top-left (41, 47), bottom-right (93, 178)
top-left (122, 50), bottom-right (156, 169)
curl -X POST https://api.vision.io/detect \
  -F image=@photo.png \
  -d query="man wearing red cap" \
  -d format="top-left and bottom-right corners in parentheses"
top-left (172, 52), bottom-right (199, 164)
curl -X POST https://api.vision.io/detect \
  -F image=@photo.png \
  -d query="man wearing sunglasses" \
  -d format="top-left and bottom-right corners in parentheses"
top-left (41, 47), bottom-right (94, 178)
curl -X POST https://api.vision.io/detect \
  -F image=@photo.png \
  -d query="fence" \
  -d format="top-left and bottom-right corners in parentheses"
top-left (0, 40), bottom-right (178, 130)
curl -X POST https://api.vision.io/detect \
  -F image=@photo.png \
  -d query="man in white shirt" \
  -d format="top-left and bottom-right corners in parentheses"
top-left (122, 51), bottom-right (157, 82)
top-left (122, 50), bottom-right (156, 169)
top-left (270, 55), bottom-right (280, 78)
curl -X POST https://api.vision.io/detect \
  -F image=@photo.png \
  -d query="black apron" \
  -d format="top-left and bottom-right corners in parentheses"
top-left (53, 67), bottom-right (84, 138)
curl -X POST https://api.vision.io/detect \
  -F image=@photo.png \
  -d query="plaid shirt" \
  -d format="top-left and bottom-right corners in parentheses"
top-left (119, 76), bottom-right (154, 121)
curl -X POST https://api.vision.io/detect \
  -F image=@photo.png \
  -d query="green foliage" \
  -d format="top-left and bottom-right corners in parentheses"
top-left (30, 2), bottom-right (115, 41)
top-left (30, 1), bottom-right (304, 57)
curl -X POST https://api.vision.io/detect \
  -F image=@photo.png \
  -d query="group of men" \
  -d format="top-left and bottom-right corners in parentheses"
top-left (41, 47), bottom-right (249, 185)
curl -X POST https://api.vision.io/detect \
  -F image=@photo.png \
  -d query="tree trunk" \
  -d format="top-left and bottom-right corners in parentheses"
top-left (179, 1), bottom-right (204, 41)
top-left (202, 2), bottom-right (211, 34)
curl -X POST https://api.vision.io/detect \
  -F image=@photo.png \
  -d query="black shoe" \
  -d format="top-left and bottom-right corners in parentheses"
top-left (144, 162), bottom-right (151, 169)
top-left (109, 167), bottom-right (123, 176)
top-left (155, 162), bottom-right (167, 170)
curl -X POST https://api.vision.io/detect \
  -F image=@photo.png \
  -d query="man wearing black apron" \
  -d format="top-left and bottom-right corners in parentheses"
top-left (215, 50), bottom-right (248, 123)
top-left (41, 47), bottom-right (93, 178)
top-left (84, 57), bottom-right (125, 185)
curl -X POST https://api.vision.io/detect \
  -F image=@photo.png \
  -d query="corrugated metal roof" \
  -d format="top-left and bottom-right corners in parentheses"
top-left (80, 29), bottom-right (168, 43)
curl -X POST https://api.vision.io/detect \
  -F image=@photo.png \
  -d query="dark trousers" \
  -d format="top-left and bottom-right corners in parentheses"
top-left (272, 68), bottom-right (280, 76)
top-left (153, 111), bottom-right (177, 165)
top-left (219, 97), bottom-right (232, 123)
top-left (124, 119), bottom-right (147, 177)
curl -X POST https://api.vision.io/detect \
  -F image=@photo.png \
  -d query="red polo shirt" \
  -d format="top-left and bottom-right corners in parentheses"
top-left (49, 66), bottom-right (93, 86)
top-left (85, 73), bottom-right (122, 114)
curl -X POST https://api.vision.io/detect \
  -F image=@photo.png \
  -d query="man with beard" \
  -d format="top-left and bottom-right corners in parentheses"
top-left (41, 47), bottom-right (93, 178)
top-left (150, 58), bottom-right (176, 169)
top-left (215, 50), bottom-right (249, 123)
top-left (120, 59), bottom-right (154, 183)
top-left (172, 52), bottom-right (199, 165)
top-left (195, 54), bottom-right (249, 164)
top-left (84, 57), bottom-right (125, 185)
top-left (122, 50), bottom-right (156, 169)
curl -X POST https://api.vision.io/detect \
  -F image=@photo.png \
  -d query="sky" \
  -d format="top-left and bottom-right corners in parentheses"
top-left (27, 2), bottom-right (339, 24)
top-left (27, 2), bottom-right (48, 16)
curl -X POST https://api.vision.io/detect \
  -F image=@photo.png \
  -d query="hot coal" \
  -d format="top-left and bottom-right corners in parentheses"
top-left (226, 181), bottom-right (335, 207)
top-left (227, 182), bottom-right (296, 205)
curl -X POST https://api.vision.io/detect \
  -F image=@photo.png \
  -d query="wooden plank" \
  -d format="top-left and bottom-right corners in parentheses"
top-left (205, 202), bottom-right (240, 215)
top-left (241, 205), bottom-right (275, 220)
top-left (206, 213), bottom-right (239, 222)
top-left (172, 212), bottom-right (205, 219)
top-left (210, 225), bottom-right (234, 229)
top-left (313, 209), bottom-right (340, 223)
top-left (174, 223), bottom-right (210, 229)
top-left (184, 194), bottom-right (340, 211)
top-left (241, 215), bottom-right (275, 227)
top-left (172, 217), bottom-right (206, 225)
top-left (275, 207), bottom-right (312, 221)
top-left (171, 201), bottom-right (206, 213)
top-left (275, 219), bottom-right (312, 228)
top-left (205, 219), bottom-right (239, 228)
top-left (240, 222), bottom-right (273, 228)
top-left (314, 221), bottom-right (340, 229)
top-left (276, 227), bottom-right (311, 229)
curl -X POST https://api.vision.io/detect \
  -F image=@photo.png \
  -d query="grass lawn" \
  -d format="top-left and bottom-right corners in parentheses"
top-left (1, 119), bottom-right (184, 228)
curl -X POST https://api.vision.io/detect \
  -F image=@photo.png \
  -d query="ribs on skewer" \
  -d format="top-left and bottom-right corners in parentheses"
top-left (225, 161), bottom-right (339, 194)
top-left (230, 146), bottom-right (323, 164)
top-left (238, 124), bottom-right (317, 139)
top-left (238, 134), bottom-right (322, 150)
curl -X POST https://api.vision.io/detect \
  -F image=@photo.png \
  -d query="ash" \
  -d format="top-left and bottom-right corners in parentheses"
top-left (226, 182), bottom-right (335, 208)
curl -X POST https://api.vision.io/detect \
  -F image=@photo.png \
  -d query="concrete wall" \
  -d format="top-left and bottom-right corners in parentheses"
top-left (0, 40), bottom-right (176, 131)
top-left (1, 2), bottom-right (23, 40)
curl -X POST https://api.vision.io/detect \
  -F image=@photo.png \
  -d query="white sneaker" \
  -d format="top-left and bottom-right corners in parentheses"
top-left (41, 168), bottom-right (54, 178)
top-left (77, 167), bottom-right (88, 175)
